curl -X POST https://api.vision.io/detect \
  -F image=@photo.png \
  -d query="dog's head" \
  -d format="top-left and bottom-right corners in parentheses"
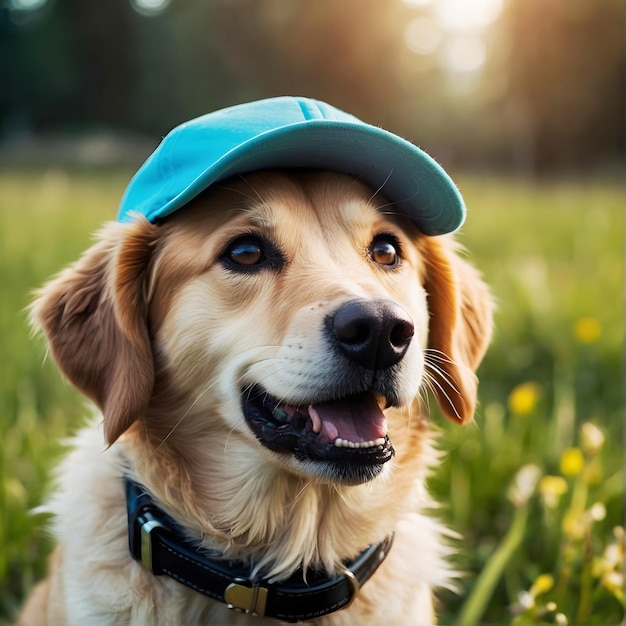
top-left (32, 170), bottom-right (492, 486)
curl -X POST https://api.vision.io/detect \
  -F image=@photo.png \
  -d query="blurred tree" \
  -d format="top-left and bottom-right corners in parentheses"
top-left (62, 0), bottom-right (136, 128)
top-left (0, 0), bottom-right (623, 172)
top-left (0, 0), bottom-right (139, 133)
top-left (0, 3), bottom-right (78, 133)
top-left (496, 0), bottom-right (624, 172)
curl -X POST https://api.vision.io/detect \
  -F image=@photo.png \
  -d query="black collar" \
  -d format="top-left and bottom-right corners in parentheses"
top-left (125, 478), bottom-right (394, 622)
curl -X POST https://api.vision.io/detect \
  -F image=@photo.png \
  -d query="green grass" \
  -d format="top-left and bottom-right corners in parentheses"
top-left (0, 169), bottom-right (623, 624)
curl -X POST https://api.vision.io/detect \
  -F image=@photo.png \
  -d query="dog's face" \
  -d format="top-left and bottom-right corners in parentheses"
top-left (149, 171), bottom-right (430, 485)
top-left (32, 170), bottom-right (492, 488)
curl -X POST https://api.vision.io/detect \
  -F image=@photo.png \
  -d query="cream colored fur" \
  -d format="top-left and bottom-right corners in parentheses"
top-left (19, 171), bottom-right (493, 625)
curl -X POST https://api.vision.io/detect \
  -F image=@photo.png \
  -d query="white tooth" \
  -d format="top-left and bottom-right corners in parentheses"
top-left (335, 437), bottom-right (386, 448)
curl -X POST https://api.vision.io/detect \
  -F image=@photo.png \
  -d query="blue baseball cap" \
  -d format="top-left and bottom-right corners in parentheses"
top-left (117, 96), bottom-right (465, 235)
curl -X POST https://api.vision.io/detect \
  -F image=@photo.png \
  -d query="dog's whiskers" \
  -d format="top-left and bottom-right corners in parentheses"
top-left (425, 348), bottom-right (475, 377)
top-left (424, 362), bottom-right (461, 396)
top-left (421, 370), bottom-right (462, 422)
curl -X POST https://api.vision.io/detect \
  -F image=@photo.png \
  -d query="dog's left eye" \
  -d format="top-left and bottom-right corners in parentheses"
top-left (222, 235), bottom-right (283, 271)
top-left (227, 238), bottom-right (264, 265)
top-left (370, 235), bottom-right (401, 268)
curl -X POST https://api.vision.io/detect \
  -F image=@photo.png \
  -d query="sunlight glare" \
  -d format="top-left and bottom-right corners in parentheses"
top-left (440, 36), bottom-right (486, 73)
top-left (402, 0), bottom-right (435, 8)
top-left (404, 17), bottom-right (442, 55)
top-left (435, 0), bottom-right (503, 32)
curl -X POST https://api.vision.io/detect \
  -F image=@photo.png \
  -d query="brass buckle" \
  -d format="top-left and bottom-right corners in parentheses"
top-left (224, 581), bottom-right (269, 617)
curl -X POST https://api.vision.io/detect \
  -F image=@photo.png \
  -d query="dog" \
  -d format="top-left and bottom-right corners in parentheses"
top-left (18, 99), bottom-right (492, 625)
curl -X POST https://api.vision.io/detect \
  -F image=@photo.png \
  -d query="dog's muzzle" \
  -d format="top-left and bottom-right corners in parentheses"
top-left (243, 299), bottom-right (414, 484)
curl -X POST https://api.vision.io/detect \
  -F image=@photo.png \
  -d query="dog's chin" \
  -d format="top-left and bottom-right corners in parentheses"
top-left (242, 386), bottom-right (396, 485)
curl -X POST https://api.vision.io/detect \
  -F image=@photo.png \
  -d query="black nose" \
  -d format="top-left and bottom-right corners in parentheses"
top-left (329, 299), bottom-right (415, 370)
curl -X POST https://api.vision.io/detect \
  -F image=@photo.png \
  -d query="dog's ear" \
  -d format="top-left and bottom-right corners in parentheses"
top-left (31, 218), bottom-right (160, 444)
top-left (420, 236), bottom-right (493, 424)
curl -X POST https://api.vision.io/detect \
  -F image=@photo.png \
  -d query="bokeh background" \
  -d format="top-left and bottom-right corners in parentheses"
top-left (0, 1), bottom-right (623, 624)
top-left (1, 0), bottom-right (623, 172)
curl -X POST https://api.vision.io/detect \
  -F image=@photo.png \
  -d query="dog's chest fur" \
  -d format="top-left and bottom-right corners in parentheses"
top-left (43, 422), bottom-right (451, 625)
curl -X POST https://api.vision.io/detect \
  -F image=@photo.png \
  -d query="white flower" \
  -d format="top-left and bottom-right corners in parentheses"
top-left (508, 464), bottom-right (542, 507)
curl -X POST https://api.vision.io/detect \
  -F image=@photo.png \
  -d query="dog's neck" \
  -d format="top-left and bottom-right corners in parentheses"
top-left (120, 405), bottom-right (431, 581)
top-left (125, 475), bottom-right (395, 620)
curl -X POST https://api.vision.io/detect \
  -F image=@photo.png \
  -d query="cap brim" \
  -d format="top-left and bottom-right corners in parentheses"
top-left (119, 122), bottom-right (465, 236)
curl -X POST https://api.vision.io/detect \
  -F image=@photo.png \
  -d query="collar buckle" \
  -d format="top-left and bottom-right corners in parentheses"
top-left (139, 511), bottom-right (169, 574)
top-left (341, 568), bottom-right (361, 610)
top-left (224, 581), bottom-right (269, 617)
top-left (127, 479), bottom-right (170, 575)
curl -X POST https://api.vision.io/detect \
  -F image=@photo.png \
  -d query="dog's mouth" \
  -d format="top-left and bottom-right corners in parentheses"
top-left (242, 386), bottom-right (395, 483)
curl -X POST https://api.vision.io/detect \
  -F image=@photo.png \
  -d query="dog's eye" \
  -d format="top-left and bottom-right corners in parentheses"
top-left (370, 235), bottom-right (401, 268)
top-left (222, 235), bottom-right (284, 272)
top-left (226, 238), bottom-right (264, 266)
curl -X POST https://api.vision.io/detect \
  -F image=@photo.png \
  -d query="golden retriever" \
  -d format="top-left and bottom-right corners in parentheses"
top-left (19, 170), bottom-right (492, 625)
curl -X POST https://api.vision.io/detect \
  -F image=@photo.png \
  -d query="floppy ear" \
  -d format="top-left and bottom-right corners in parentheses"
top-left (420, 236), bottom-right (493, 424)
top-left (30, 218), bottom-right (160, 444)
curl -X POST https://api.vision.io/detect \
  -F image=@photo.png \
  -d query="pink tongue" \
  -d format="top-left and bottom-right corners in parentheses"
top-left (310, 394), bottom-right (388, 444)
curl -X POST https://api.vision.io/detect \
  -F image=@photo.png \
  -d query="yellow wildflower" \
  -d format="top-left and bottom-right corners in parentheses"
top-left (562, 510), bottom-right (586, 539)
top-left (539, 475), bottom-right (568, 508)
top-left (560, 447), bottom-right (584, 476)
top-left (530, 573), bottom-right (554, 597)
top-left (573, 316), bottom-right (601, 343)
top-left (508, 382), bottom-right (541, 415)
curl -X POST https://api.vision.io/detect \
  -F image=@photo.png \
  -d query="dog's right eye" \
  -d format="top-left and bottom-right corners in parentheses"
top-left (226, 238), bottom-right (264, 265)
top-left (222, 235), bottom-right (283, 271)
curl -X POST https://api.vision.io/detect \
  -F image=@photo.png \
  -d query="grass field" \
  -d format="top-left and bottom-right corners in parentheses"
top-left (0, 168), bottom-right (623, 624)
